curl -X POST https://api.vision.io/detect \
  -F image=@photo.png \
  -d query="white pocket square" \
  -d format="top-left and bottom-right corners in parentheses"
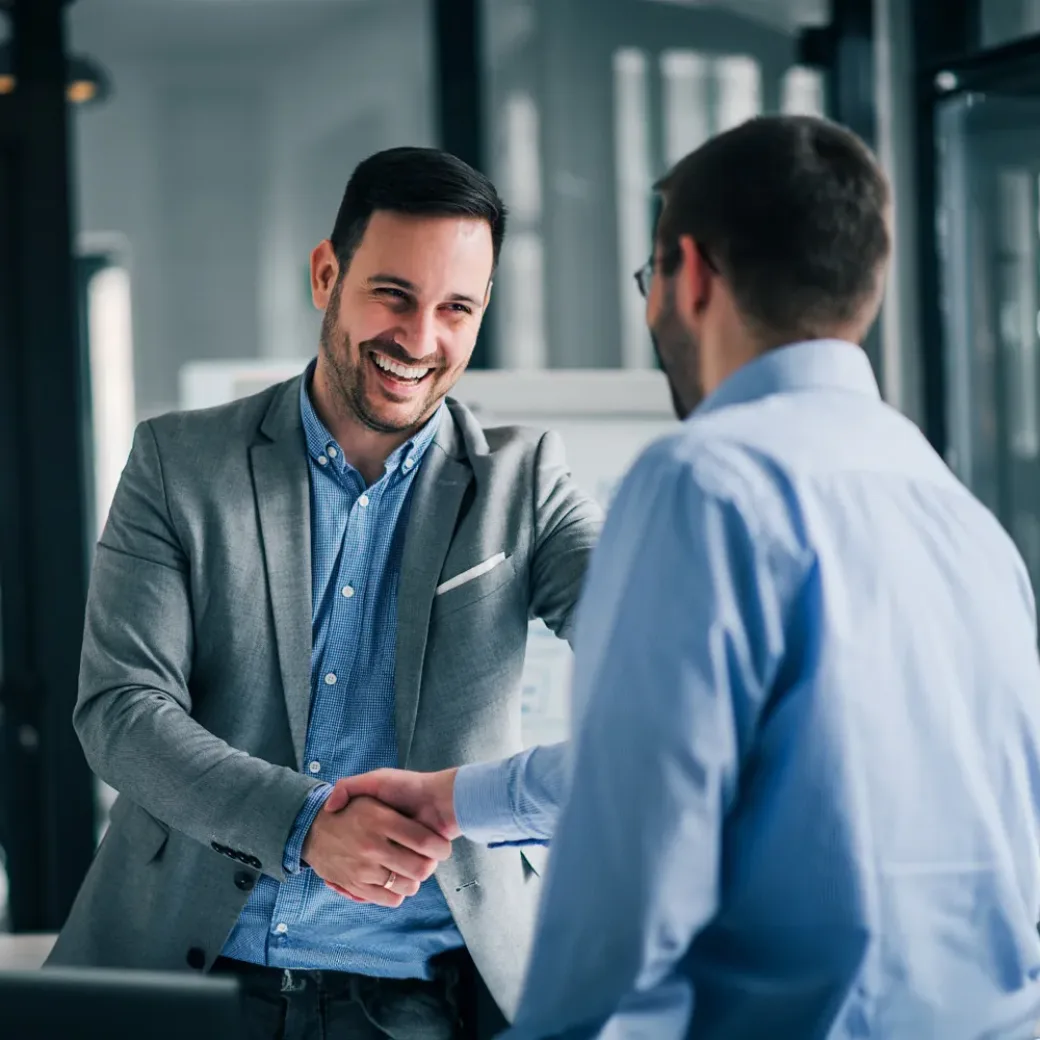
top-left (435, 553), bottom-right (508, 596)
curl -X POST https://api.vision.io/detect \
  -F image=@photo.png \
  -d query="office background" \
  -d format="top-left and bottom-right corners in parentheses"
top-left (0, 0), bottom-right (1038, 937)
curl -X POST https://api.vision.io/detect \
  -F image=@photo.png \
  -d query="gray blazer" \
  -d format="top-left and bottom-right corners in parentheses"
top-left (47, 374), bottom-right (602, 1018)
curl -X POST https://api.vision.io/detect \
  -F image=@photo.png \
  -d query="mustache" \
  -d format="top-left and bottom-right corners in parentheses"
top-left (362, 337), bottom-right (440, 369)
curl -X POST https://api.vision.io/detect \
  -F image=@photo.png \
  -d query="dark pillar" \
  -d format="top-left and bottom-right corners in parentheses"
top-left (0, 0), bottom-right (96, 932)
top-left (433, 0), bottom-right (493, 368)
top-left (911, 0), bottom-right (980, 454)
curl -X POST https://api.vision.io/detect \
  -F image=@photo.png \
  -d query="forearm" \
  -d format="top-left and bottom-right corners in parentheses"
top-left (76, 680), bottom-right (321, 881)
top-left (77, 422), bottom-right (322, 881)
top-left (453, 741), bottom-right (569, 845)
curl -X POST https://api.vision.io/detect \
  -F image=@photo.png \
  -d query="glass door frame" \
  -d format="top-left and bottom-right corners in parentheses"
top-left (912, 0), bottom-right (1040, 456)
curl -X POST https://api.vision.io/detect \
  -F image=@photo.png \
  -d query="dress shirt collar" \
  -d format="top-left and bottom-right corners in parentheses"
top-left (298, 358), bottom-right (442, 480)
top-left (694, 339), bottom-right (880, 420)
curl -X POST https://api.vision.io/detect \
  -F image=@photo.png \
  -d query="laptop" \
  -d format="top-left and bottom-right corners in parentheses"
top-left (0, 966), bottom-right (243, 1039)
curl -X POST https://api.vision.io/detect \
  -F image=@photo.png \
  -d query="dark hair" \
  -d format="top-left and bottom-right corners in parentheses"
top-left (330, 147), bottom-right (507, 273)
top-left (655, 115), bottom-right (890, 341)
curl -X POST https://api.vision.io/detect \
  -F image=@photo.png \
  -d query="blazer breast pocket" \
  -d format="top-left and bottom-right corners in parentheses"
top-left (433, 552), bottom-right (517, 618)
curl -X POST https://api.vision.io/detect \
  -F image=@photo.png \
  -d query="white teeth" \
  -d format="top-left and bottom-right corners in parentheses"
top-left (372, 354), bottom-right (431, 381)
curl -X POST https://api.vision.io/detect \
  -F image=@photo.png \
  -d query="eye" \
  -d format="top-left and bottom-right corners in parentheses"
top-left (374, 287), bottom-right (408, 301)
top-left (444, 303), bottom-right (473, 315)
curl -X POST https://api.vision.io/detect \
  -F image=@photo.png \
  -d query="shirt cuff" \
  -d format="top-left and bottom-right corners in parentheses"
top-left (454, 758), bottom-right (524, 845)
top-left (283, 782), bottom-right (333, 875)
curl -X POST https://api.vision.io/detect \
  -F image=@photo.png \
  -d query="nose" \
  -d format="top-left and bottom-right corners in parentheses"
top-left (401, 308), bottom-right (439, 360)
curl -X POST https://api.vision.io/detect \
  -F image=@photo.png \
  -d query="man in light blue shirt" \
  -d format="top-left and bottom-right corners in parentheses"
top-left (334, 115), bottom-right (1040, 1038)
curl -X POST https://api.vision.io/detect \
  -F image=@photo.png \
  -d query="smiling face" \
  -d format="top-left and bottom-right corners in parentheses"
top-left (312, 209), bottom-right (494, 437)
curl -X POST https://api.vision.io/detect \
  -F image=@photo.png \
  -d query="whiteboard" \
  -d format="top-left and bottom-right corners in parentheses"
top-left (180, 360), bottom-right (678, 744)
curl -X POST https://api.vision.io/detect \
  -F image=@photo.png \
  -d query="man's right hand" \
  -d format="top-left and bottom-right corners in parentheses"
top-left (302, 795), bottom-right (452, 908)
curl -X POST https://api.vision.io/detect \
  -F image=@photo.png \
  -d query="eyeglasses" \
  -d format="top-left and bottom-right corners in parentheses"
top-left (634, 249), bottom-right (678, 298)
top-left (634, 243), bottom-right (717, 298)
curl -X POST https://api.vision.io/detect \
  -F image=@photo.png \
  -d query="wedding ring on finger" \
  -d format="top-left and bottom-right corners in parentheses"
top-left (383, 870), bottom-right (397, 891)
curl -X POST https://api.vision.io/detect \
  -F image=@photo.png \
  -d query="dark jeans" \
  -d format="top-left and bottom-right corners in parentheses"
top-left (212, 953), bottom-right (503, 1040)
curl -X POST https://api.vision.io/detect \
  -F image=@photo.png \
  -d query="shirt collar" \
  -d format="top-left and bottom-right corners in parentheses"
top-left (693, 339), bottom-right (880, 419)
top-left (298, 358), bottom-right (443, 478)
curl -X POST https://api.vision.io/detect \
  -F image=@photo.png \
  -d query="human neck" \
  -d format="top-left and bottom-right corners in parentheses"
top-left (309, 363), bottom-right (419, 486)
top-left (700, 333), bottom-right (759, 399)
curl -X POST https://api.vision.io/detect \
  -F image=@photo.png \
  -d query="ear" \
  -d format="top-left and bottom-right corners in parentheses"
top-left (675, 233), bottom-right (713, 318)
top-left (310, 240), bottom-right (341, 310)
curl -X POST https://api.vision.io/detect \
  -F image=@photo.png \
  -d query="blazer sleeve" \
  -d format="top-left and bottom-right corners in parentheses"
top-left (74, 420), bottom-right (320, 882)
top-left (528, 430), bottom-right (603, 644)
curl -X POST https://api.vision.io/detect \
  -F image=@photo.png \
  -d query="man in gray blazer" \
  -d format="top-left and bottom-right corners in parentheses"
top-left (48, 147), bottom-right (602, 1040)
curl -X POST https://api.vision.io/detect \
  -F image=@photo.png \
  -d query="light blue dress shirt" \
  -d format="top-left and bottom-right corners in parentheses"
top-left (223, 363), bottom-right (464, 978)
top-left (492, 340), bottom-right (1040, 1039)
top-left (455, 742), bottom-right (564, 846)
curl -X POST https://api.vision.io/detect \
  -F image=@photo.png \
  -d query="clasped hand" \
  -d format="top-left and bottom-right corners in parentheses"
top-left (301, 793), bottom-right (452, 908)
top-left (302, 767), bottom-right (459, 908)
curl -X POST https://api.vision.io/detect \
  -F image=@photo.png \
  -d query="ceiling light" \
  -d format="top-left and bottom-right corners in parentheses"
top-left (0, 46), bottom-right (111, 106)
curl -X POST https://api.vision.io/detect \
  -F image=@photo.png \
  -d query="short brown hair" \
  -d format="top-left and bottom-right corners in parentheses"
top-left (330, 147), bottom-right (508, 273)
top-left (655, 115), bottom-right (890, 341)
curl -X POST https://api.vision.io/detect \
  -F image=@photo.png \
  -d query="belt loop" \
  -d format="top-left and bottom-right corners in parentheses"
top-left (281, 968), bottom-right (306, 994)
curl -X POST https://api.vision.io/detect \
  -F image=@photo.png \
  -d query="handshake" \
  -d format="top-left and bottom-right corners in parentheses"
top-left (301, 767), bottom-right (460, 908)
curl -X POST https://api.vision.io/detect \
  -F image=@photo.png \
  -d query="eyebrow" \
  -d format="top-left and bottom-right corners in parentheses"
top-left (367, 274), bottom-right (482, 308)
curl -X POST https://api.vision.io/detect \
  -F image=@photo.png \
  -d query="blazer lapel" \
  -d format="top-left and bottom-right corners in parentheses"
top-left (251, 377), bottom-right (312, 769)
top-left (395, 414), bottom-right (471, 767)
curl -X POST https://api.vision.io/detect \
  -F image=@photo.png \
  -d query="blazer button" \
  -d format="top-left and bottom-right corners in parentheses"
top-left (246, 855), bottom-right (262, 870)
top-left (186, 947), bottom-right (206, 970)
top-left (234, 871), bottom-right (256, 892)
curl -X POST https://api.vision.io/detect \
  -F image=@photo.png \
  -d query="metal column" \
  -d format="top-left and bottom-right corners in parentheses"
top-left (911, 0), bottom-right (981, 455)
top-left (433, 0), bottom-right (493, 368)
top-left (0, 0), bottom-right (95, 932)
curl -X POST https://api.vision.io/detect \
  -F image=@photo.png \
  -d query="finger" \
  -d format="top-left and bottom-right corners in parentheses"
top-left (332, 881), bottom-right (405, 910)
top-left (382, 811), bottom-right (453, 861)
top-left (325, 873), bottom-right (420, 901)
top-left (337, 771), bottom-right (390, 800)
top-left (354, 841), bottom-right (439, 885)
top-left (383, 874), bottom-right (421, 898)
top-left (324, 880), bottom-right (365, 902)
top-left (324, 782), bottom-right (350, 814)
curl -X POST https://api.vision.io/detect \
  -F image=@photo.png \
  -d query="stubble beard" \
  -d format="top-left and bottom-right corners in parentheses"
top-left (318, 279), bottom-right (436, 436)
top-left (651, 285), bottom-right (702, 420)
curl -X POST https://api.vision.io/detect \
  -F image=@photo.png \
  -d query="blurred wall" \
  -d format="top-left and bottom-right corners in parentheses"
top-left (68, 0), bottom-right (824, 419)
top-left (69, 0), bottom-right (434, 419)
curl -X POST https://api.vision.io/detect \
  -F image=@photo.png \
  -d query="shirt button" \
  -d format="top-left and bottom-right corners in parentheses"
top-left (308, 761), bottom-right (321, 774)
top-left (327, 446), bottom-right (338, 459)
top-left (341, 585), bottom-right (355, 599)
top-left (404, 458), bottom-right (415, 470)
top-left (324, 673), bottom-right (337, 686)
top-left (358, 494), bottom-right (370, 508)
top-left (274, 923), bottom-right (288, 935)
top-left (317, 455), bottom-right (328, 467)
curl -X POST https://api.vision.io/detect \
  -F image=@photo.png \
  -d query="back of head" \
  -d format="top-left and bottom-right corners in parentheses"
top-left (330, 146), bottom-right (507, 273)
top-left (656, 115), bottom-right (891, 344)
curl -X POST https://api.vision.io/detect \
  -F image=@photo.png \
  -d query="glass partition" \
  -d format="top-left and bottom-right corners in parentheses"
top-left (937, 76), bottom-right (1040, 591)
top-left (484, 0), bottom-right (829, 370)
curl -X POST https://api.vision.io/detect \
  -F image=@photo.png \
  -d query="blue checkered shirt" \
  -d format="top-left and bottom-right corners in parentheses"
top-left (222, 364), bottom-right (463, 978)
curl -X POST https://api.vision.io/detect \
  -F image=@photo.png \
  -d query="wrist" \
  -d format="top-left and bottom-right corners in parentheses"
top-left (289, 782), bottom-right (333, 874)
top-left (301, 815), bottom-right (320, 866)
top-left (435, 768), bottom-right (461, 840)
